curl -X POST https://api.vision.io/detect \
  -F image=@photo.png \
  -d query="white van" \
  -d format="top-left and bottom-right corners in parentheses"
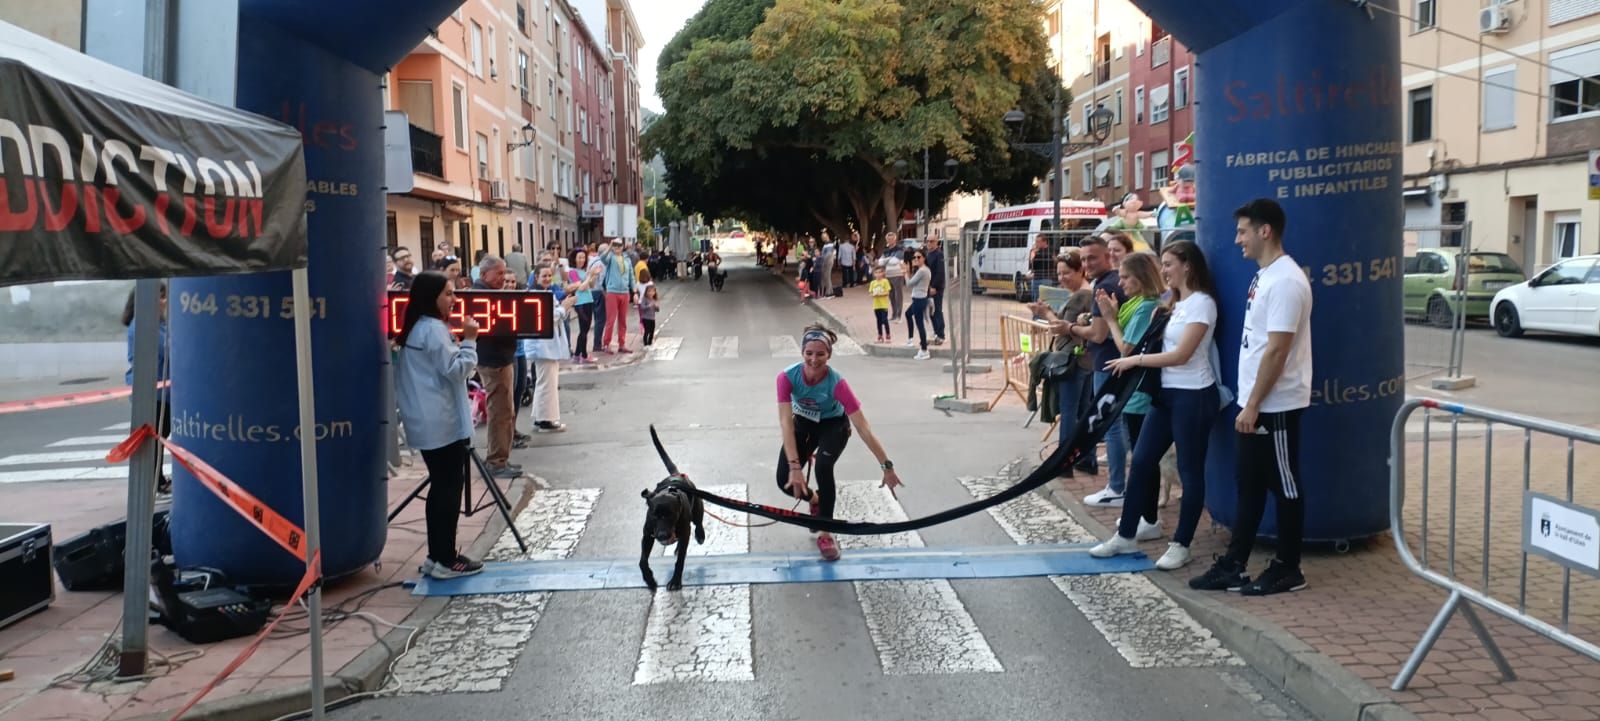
top-left (970, 200), bottom-right (1106, 297)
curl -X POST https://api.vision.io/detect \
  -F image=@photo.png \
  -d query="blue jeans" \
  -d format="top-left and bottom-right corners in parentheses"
top-left (1093, 370), bottom-right (1130, 494)
top-left (1054, 370), bottom-right (1087, 453)
top-left (1117, 385), bottom-right (1220, 546)
top-left (591, 296), bottom-right (607, 352)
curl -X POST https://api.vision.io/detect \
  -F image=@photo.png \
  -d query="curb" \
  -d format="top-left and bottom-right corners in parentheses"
top-left (125, 476), bottom-right (537, 721)
top-left (1040, 483), bottom-right (1420, 721)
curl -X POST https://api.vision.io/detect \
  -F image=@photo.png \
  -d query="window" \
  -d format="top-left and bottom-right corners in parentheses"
top-left (469, 22), bottom-right (483, 76)
top-left (1113, 151), bottom-right (1125, 187)
top-left (1442, 202), bottom-right (1466, 246)
top-left (517, 2), bottom-right (527, 34)
top-left (548, 79), bottom-right (556, 119)
top-left (487, 27), bottom-right (496, 79)
top-left (457, 221), bottom-right (469, 252)
top-left (1151, 150), bottom-right (1170, 188)
top-left (1150, 84), bottom-right (1170, 123)
top-left (1408, 86), bottom-right (1433, 142)
top-left (1174, 66), bottom-right (1190, 109)
top-left (1549, 42), bottom-right (1600, 119)
top-left (1081, 161), bottom-right (1092, 194)
top-left (1114, 88), bottom-right (1124, 123)
top-left (480, 224), bottom-right (489, 254)
top-left (580, 108), bottom-right (589, 144)
top-left (1539, 259), bottom-right (1593, 286)
top-left (386, 211), bottom-right (398, 253)
top-left (451, 83), bottom-right (467, 149)
top-left (1414, 0), bottom-right (1435, 31)
top-left (1133, 153), bottom-right (1145, 190)
top-left (1554, 213), bottom-right (1582, 259)
top-left (419, 216), bottom-right (435, 260)
top-left (1082, 102), bottom-right (1093, 129)
top-left (1550, 0), bottom-right (1600, 25)
top-left (1134, 85), bottom-right (1145, 123)
top-left (398, 80), bottom-right (435, 132)
top-left (476, 133), bottom-right (489, 179)
top-left (518, 52), bottom-right (530, 100)
top-left (1483, 65), bottom-right (1515, 130)
top-left (1095, 33), bottom-right (1111, 84)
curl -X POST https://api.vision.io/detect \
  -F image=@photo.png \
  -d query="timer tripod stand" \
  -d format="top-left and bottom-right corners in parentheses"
top-left (388, 444), bottom-right (528, 554)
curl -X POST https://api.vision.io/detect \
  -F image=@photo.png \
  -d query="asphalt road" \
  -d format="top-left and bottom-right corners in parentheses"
top-left (315, 255), bottom-right (1309, 721)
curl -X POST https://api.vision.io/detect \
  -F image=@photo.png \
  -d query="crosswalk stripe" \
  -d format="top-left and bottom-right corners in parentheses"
top-left (709, 336), bottom-right (739, 359)
top-left (834, 482), bottom-right (1003, 675)
top-left (47, 435), bottom-right (130, 448)
top-left (392, 488), bottom-right (601, 695)
top-left (769, 335), bottom-right (800, 358)
top-left (636, 483), bottom-right (754, 685)
top-left (102, 422), bottom-right (131, 432)
top-left (0, 450), bottom-right (114, 466)
top-left (0, 465), bottom-right (170, 485)
top-left (647, 337), bottom-right (683, 361)
top-left (832, 336), bottom-right (866, 356)
top-left (958, 468), bottom-right (1240, 669)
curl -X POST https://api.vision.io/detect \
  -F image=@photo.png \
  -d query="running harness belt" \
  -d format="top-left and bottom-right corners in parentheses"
top-left (686, 313), bottom-right (1171, 535)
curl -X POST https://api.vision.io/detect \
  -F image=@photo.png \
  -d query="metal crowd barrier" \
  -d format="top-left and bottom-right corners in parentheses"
top-left (1389, 398), bottom-right (1600, 690)
top-left (989, 314), bottom-right (1055, 411)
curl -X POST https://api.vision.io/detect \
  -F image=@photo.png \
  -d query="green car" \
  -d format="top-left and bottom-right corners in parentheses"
top-left (1403, 250), bottom-right (1526, 327)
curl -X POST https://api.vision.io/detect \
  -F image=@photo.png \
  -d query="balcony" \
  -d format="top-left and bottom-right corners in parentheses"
top-left (409, 124), bottom-right (444, 178)
top-left (1152, 36), bottom-right (1171, 68)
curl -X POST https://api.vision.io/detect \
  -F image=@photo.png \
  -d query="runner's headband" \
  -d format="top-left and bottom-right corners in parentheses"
top-left (802, 329), bottom-right (834, 350)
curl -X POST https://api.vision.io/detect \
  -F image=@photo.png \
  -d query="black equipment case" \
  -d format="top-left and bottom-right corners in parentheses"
top-left (0, 523), bottom-right (54, 629)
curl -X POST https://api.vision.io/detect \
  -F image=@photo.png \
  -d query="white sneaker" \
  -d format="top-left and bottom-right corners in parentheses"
top-left (1083, 486), bottom-right (1125, 507)
top-left (1155, 542), bottom-right (1192, 570)
top-left (1089, 534), bottom-right (1140, 558)
top-left (914, 350), bottom-right (931, 360)
top-left (1135, 518), bottom-right (1164, 542)
top-left (905, 338), bottom-right (917, 347)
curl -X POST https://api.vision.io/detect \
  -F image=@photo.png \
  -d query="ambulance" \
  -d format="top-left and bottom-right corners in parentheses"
top-left (969, 200), bottom-right (1106, 297)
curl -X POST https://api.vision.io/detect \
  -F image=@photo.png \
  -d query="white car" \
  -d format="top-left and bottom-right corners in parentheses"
top-left (1490, 254), bottom-right (1600, 338)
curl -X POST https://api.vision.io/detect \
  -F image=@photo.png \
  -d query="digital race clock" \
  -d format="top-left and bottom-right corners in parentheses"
top-left (385, 289), bottom-right (555, 339)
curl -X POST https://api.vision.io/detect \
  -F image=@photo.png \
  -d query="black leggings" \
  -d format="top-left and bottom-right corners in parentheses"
top-left (775, 415), bottom-right (851, 519)
top-left (419, 438), bottom-right (470, 564)
top-left (573, 304), bottom-right (594, 359)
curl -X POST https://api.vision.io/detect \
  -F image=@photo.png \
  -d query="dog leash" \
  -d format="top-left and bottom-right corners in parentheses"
top-left (704, 457), bottom-right (812, 529)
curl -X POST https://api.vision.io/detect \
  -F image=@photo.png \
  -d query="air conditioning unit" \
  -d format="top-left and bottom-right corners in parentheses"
top-left (1479, 6), bottom-right (1510, 34)
top-left (490, 180), bottom-right (509, 201)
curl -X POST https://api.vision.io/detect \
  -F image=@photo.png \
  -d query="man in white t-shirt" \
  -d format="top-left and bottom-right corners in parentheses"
top-left (1191, 198), bottom-right (1314, 597)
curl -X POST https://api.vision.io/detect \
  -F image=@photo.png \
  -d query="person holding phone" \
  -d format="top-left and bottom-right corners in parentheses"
top-left (394, 270), bottom-right (484, 580)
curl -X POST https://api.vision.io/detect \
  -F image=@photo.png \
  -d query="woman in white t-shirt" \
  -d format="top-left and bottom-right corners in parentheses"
top-left (1089, 240), bottom-right (1223, 571)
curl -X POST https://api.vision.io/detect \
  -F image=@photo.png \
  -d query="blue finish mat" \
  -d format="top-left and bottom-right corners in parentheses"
top-left (408, 543), bottom-right (1153, 596)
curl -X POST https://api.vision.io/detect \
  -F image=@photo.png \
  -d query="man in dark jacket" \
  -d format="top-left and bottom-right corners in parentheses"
top-left (926, 235), bottom-right (947, 344)
top-left (472, 255), bottom-right (524, 478)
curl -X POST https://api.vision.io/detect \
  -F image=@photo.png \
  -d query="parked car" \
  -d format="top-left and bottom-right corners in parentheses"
top-left (1490, 255), bottom-right (1600, 338)
top-left (1402, 249), bottom-right (1525, 327)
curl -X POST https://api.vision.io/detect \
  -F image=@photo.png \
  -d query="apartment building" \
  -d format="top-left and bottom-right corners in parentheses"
top-left (608, 0), bottom-right (645, 212)
top-left (1401, 0), bottom-right (1600, 270)
top-left (1043, 0), bottom-right (1196, 210)
top-left (570, 11), bottom-right (614, 248)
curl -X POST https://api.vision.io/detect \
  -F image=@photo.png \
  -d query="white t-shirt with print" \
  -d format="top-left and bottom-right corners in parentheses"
top-left (1238, 254), bottom-right (1314, 413)
top-left (1162, 291), bottom-right (1217, 389)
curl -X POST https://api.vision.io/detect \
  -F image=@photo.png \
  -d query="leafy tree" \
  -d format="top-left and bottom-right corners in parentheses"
top-left (645, 0), bottom-right (1057, 248)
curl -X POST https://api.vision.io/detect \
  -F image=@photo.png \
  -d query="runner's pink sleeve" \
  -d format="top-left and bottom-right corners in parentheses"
top-left (834, 378), bottom-right (862, 416)
top-left (776, 372), bottom-right (793, 403)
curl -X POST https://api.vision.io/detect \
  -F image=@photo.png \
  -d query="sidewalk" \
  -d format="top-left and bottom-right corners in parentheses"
top-left (0, 446), bottom-right (529, 721)
top-left (1036, 424), bottom-right (1600, 721)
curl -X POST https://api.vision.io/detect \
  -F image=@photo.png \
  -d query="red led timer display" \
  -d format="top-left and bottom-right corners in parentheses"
top-left (385, 290), bottom-right (554, 339)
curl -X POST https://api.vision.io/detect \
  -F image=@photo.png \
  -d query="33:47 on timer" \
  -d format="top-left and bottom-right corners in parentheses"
top-left (1308, 256), bottom-right (1400, 287)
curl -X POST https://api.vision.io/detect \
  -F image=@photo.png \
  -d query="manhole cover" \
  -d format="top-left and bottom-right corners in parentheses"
top-left (560, 382), bottom-right (598, 391)
top-left (60, 377), bottom-right (109, 386)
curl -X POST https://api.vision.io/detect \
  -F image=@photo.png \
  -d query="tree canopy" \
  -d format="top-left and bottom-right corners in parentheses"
top-left (643, 0), bottom-right (1062, 246)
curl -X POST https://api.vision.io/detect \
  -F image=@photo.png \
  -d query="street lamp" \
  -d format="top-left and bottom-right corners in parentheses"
top-left (505, 122), bottom-right (535, 151)
top-left (1004, 99), bottom-right (1114, 230)
top-left (894, 150), bottom-right (959, 243)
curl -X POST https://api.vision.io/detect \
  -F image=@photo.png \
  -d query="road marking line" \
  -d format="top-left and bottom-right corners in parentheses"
top-left (636, 483), bottom-right (753, 685)
top-left (835, 482), bottom-right (1003, 675)
top-left (958, 467), bottom-right (1241, 669)
top-left (709, 336), bottom-right (739, 359)
top-left (0, 465), bottom-right (170, 485)
top-left (392, 488), bottom-right (600, 695)
top-left (102, 422), bottom-right (131, 432)
top-left (647, 336), bottom-right (683, 361)
top-left (0, 450), bottom-right (116, 466)
top-left (769, 335), bottom-right (800, 358)
top-left (47, 435), bottom-right (128, 448)
top-left (832, 336), bottom-right (866, 356)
